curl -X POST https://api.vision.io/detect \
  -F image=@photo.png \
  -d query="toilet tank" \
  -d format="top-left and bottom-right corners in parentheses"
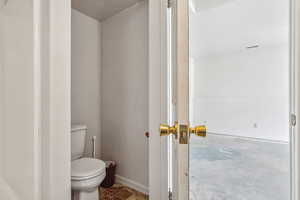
top-left (71, 125), bottom-right (87, 160)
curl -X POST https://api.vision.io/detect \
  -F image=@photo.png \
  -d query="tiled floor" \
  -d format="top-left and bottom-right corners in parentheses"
top-left (190, 134), bottom-right (290, 200)
top-left (100, 184), bottom-right (148, 200)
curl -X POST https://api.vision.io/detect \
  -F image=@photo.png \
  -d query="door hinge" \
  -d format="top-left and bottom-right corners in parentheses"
top-left (167, 0), bottom-right (172, 8)
top-left (168, 190), bottom-right (173, 200)
top-left (291, 114), bottom-right (297, 127)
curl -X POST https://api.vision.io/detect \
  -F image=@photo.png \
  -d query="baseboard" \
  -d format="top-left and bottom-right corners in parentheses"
top-left (115, 174), bottom-right (149, 195)
top-left (207, 132), bottom-right (289, 144)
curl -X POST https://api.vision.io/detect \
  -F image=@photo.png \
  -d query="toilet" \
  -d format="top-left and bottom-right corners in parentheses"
top-left (71, 125), bottom-right (106, 200)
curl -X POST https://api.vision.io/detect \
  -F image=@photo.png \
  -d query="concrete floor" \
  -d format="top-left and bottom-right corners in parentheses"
top-left (189, 134), bottom-right (290, 200)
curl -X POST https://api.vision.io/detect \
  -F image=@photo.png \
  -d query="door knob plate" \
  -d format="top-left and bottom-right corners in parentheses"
top-left (179, 124), bottom-right (189, 144)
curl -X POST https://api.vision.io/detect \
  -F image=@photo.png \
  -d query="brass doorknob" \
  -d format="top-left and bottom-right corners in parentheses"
top-left (160, 123), bottom-right (206, 144)
top-left (160, 122), bottom-right (178, 137)
top-left (189, 125), bottom-right (206, 137)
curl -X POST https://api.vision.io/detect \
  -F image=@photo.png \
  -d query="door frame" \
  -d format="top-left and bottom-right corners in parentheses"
top-left (148, 0), bottom-right (169, 199)
top-left (293, 0), bottom-right (300, 199)
top-left (149, 0), bottom-right (300, 199)
top-left (37, 0), bottom-right (71, 199)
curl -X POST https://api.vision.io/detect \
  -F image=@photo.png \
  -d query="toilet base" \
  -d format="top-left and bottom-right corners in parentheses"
top-left (73, 188), bottom-right (99, 200)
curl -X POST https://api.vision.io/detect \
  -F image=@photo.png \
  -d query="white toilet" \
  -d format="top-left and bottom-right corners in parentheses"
top-left (71, 125), bottom-right (106, 200)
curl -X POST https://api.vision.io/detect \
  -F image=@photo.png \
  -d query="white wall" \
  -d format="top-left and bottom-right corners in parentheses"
top-left (0, 1), bottom-right (71, 199)
top-left (71, 9), bottom-right (102, 158)
top-left (190, 44), bottom-right (290, 142)
top-left (101, 1), bottom-right (149, 189)
top-left (0, 0), bottom-right (37, 199)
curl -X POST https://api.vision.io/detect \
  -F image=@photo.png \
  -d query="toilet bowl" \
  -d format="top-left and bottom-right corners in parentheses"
top-left (71, 158), bottom-right (106, 200)
top-left (71, 125), bottom-right (106, 200)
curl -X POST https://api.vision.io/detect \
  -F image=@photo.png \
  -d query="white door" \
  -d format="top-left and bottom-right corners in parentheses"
top-left (161, 0), bottom-right (296, 199)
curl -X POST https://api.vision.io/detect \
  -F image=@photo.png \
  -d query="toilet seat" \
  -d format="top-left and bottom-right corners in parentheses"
top-left (71, 158), bottom-right (106, 181)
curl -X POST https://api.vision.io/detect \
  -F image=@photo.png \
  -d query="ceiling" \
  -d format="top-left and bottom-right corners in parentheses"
top-left (190, 0), bottom-right (234, 12)
top-left (72, 0), bottom-right (142, 21)
top-left (189, 0), bottom-right (290, 57)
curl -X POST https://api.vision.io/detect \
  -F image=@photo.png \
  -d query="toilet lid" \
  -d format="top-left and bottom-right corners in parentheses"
top-left (71, 158), bottom-right (105, 180)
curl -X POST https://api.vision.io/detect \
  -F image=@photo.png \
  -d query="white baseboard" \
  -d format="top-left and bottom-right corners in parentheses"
top-left (115, 174), bottom-right (149, 195)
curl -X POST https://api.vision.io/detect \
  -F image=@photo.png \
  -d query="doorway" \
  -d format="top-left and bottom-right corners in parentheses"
top-left (165, 0), bottom-right (294, 199)
top-left (188, 0), bottom-right (291, 199)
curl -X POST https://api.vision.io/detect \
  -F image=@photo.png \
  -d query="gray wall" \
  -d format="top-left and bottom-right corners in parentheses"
top-left (101, 1), bottom-right (149, 188)
top-left (71, 9), bottom-right (102, 158)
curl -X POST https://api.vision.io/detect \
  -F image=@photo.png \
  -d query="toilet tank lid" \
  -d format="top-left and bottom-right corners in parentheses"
top-left (71, 124), bottom-right (87, 132)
